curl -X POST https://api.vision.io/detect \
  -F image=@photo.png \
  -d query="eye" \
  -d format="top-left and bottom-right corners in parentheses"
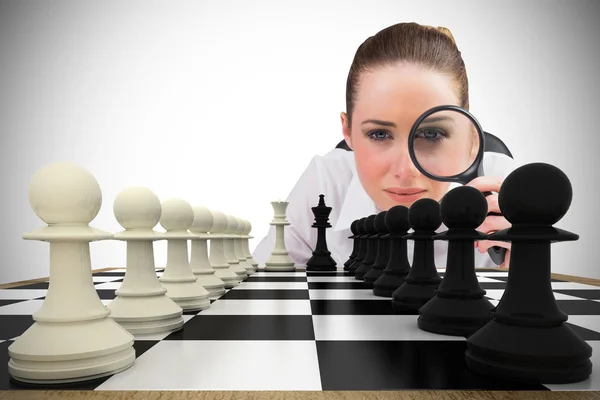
top-left (416, 128), bottom-right (447, 142)
top-left (367, 130), bottom-right (392, 141)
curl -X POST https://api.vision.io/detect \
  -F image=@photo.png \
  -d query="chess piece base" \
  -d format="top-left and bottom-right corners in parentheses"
top-left (306, 254), bottom-right (337, 272)
top-left (195, 273), bottom-right (227, 299)
top-left (391, 281), bottom-right (440, 313)
top-left (213, 267), bottom-right (240, 288)
top-left (373, 272), bottom-right (409, 298)
top-left (159, 280), bottom-right (210, 311)
top-left (265, 254), bottom-right (296, 271)
top-left (466, 319), bottom-right (593, 383)
top-left (108, 294), bottom-right (184, 335)
top-left (417, 295), bottom-right (494, 337)
top-left (354, 261), bottom-right (373, 280)
top-left (8, 318), bottom-right (135, 384)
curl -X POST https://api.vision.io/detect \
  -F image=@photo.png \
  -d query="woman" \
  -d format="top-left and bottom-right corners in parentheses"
top-left (252, 22), bottom-right (516, 270)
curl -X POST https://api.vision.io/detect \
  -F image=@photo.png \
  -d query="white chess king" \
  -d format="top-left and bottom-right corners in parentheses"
top-left (265, 201), bottom-right (296, 271)
top-left (9, 162), bottom-right (135, 384)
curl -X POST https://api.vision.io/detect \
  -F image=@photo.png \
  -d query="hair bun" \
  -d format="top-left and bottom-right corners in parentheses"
top-left (423, 24), bottom-right (456, 46)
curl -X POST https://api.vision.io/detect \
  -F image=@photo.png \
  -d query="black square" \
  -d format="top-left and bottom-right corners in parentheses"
top-left (556, 300), bottom-right (600, 315)
top-left (308, 282), bottom-right (366, 290)
top-left (315, 340), bottom-right (548, 390)
top-left (554, 290), bottom-right (600, 300)
top-left (247, 277), bottom-right (307, 282)
top-left (0, 315), bottom-right (34, 341)
top-left (219, 289), bottom-right (309, 300)
top-left (310, 300), bottom-right (397, 315)
top-left (164, 315), bottom-right (315, 340)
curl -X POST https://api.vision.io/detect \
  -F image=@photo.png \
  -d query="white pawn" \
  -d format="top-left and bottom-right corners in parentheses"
top-left (241, 219), bottom-right (259, 271)
top-left (108, 186), bottom-right (184, 335)
top-left (223, 214), bottom-right (248, 279)
top-left (208, 210), bottom-right (241, 287)
top-left (189, 205), bottom-right (226, 299)
top-left (234, 217), bottom-right (255, 275)
top-left (9, 162), bottom-right (135, 384)
top-left (158, 198), bottom-right (210, 311)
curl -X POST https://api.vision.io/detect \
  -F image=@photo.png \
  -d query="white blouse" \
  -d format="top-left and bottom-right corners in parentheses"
top-left (251, 148), bottom-right (520, 270)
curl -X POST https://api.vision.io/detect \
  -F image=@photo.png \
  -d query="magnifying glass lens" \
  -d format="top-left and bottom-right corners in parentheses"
top-left (413, 109), bottom-right (480, 179)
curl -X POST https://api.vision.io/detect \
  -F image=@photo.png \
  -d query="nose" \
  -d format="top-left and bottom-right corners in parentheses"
top-left (390, 137), bottom-right (420, 178)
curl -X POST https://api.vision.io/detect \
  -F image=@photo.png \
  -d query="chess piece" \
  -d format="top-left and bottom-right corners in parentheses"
top-left (372, 205), bottom-right (411, 297)
top-left (189, 205), bottom-right (226, 299)
top-left (223, 214), bottom-right (248, 279)
top-left (417, 186), bottom-right (494, 336)
top-left (391, 198), bottom-right (443, 312)
top-left (347, 217), bottom-right (368, 275)
top-left (107, 186), bottom-right (184, 335)
top-left (355, 214), bottom-right (379, 280)
top-left (363, 211), bottom-right (390, 288)
top-left (241, 219), bottom-right (259, 271)
top-left (233, 217), bottom-right (255, 275)
top-left (306, 194), bottom-right (337, 271)
top-left (265, 201), bottom-right (296, 271)
top-left (466, 162), bottom-right (592, 383)
top-left (158, 198), bottom-right (210, 311)
top-left (343, 220), bottom-right (360, 271)
top-left (8, 162), bottom-right (135, 384)
top-left (208, 210), bottom-right (240, 288)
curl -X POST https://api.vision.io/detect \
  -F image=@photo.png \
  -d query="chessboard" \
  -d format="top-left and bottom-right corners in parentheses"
top-left (1, 267), bottom-right (599, 395)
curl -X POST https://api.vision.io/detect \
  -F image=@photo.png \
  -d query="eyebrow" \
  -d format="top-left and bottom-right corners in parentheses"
top-left (361, 115), bottom-right (455, 128)
top-left (361, 119), bottom-right (397, 127)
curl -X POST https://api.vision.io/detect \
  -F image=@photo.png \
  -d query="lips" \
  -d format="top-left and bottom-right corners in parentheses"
top-left (385, 188), bottom-right (426, 195)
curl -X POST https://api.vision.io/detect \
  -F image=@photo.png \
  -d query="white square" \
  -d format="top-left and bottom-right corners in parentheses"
top-left (475, 276), bottom-right (508, 283)
top-left (565, 316), bottom-right (600, 333)
top-left (0, 300), bottom-right (43, 315)
top-left (235, 282), bottom-right (308, 290)
top-left (250, 272), bottom-right (307, 277)
top-left (93, 276), bottom-right (123, 283)
top-left (476, 271), bottom-right (509, 277)
top-left (484, 289), bottom-right (586, 301)
top-left (197, 300), bottom-right (312, 315)
top-left (0, 289), bottom-right (47, 300)
top-left (551, 282), bottom-right (600, 290)
top-left (312, 315), bottom-right (465, 341)
top-left (308, 289), bottom-right (389, 300)
top-left (95, 340), bottom-right (322, 390)
top-left (94, 282), bottom-right (122, 290)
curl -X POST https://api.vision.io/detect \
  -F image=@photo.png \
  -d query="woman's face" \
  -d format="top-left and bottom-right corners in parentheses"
top-left (341, 62), bottom-right (476, 211)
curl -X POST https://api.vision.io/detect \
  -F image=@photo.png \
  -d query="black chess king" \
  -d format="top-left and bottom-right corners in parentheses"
top-left (306, 194), bottom-right (337, 271)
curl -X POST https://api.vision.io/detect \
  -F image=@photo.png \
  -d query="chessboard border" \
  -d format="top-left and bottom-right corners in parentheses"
top-left (1, 267), bottom-right (600, 289)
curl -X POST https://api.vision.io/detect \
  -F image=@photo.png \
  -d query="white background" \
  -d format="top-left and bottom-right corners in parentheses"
top-left (1, 0), bottom-right (598, 284)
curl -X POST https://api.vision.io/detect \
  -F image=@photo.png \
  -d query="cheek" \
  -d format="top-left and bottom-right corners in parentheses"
top-left (353, 140), bottom-right (388, 183)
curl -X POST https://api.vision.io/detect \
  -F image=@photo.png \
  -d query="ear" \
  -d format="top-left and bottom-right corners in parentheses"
top-left (340, 112), bottom-right (353, 150)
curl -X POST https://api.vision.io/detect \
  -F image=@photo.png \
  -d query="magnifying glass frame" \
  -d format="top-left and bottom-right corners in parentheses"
top-left (407, 104), bottom-right (485, 185)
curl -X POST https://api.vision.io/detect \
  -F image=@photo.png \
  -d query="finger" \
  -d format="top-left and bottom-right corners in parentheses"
top-left (477, 215), bottom-right (511, 234)
top-left (466, 175), bottom-right (503, 193)
top-left (477, 239), bottom-right (511, 253)
top-left (486, 193), bottom-right (500, 214)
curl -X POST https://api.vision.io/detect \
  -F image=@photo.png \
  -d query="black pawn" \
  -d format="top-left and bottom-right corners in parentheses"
top-left (354, 214), bottom-right (380, 280)
top-left (347, 217), bottom-right (368, 275)
top-left (343, 220), bottom-right (360, 271)
top-left (391, 199), bottom-right (443, 312)
top-left (417, 186), bottom-right (495, 336)
top-left (372, 205), bottom-right (411, 297)
top-left (363, 211), bottom-right (390, 288)
top-left (306, 194), bottom-right (337, 271)
top-left (466, 163), bottom-right (592, 384)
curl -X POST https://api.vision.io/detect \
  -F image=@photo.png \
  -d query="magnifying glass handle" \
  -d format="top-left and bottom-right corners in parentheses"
top-left (482, 190), bottom-right (506, 266)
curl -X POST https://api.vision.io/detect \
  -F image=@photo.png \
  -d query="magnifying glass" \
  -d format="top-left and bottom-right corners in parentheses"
top-left (407, 104), bottom-right (506, 265)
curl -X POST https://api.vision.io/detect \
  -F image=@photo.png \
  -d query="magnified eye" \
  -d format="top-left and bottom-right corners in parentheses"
top-left (368, 130), bottom-right (392, 141)
top-left (416, 128), bottom-right (446, 142)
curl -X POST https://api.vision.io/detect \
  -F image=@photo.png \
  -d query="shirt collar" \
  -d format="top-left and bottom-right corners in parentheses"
top-left (332, 157), bottom-right (462, 232)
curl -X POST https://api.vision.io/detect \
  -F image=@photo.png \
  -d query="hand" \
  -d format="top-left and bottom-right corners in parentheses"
top-left (466, 176), bottom-right (512, 268)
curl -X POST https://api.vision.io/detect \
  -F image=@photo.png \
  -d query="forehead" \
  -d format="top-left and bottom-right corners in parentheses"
top-left (354, 63), bottom-right (460, 128)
